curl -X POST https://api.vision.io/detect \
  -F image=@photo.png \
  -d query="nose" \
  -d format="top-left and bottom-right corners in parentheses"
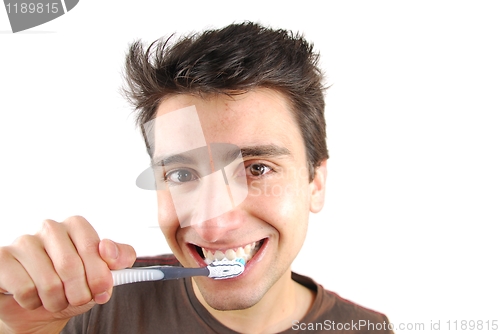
top-left (189, 169), bottom-right (245, 242)
top-left (172, 167), bottom-right (245, 241)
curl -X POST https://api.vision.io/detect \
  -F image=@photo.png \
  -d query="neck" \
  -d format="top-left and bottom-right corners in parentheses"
top-left (192, 269), bottom-right (315, 333)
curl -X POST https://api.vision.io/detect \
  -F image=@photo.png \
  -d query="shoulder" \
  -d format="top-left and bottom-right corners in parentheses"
top-left (292, 272), bottom-right (393, 333)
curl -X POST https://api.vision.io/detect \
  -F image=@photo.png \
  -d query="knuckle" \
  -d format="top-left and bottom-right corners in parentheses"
top-left (56, 253), bottom-right (85, 277)
top-left (12, 234), bottom-right (38, 248)
top-left (14, 284), bottom-right (39, 307)
top-left (57, 268), bottom-right (86, 287)
top-left (67, 291), bottom-right (93, 307)
top-left (88, 272), bottom-right (112, 294)
top-left (63, 215), bottom-right (89, 227)
top-left (23, 298), bottom-right (43, 311)
top-left (39, 277), bottom-right (64, 297)
top-left (79, 237), bottom-right (100, 256)
top-left (38, 219), bottom-right (60, 237)
top-left (42, 297), bottom-right (66, 313)
top-left (0, 246), bottom-right (11, 261)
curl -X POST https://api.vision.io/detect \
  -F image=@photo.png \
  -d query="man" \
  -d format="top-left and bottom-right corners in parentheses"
top-left (0, 22), bottom-right (393, 333)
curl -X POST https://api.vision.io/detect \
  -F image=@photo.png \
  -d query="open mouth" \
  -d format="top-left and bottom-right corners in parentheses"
top-left (194, 239), bottom-right (265, 265)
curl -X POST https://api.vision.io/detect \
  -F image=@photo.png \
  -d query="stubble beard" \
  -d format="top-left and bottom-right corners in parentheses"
top-left (194, 265), bottom-right (283, 311)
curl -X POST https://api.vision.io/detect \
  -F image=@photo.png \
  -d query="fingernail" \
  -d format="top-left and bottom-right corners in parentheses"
top-left (94, 291), bottom-right (110, 304)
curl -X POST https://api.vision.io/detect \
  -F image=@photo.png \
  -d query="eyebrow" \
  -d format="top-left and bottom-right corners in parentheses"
top-left (239, 145), bottom-right (291, 159)
top-left (152, 144), bottom-right (292, 167)
top-left (151, 153), bottom-right (197, 167)
top-left (220, 144), bottom-right (292, 164)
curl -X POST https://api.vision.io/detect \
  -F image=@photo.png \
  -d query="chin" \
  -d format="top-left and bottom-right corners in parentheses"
top-left (194, 277), bottom-right (270, 311)
top-left (201, 288), bottom-right (263, 311)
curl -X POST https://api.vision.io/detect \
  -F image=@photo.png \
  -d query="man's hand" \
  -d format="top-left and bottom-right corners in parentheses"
top-left (0, 216), bottom-right (136, 333)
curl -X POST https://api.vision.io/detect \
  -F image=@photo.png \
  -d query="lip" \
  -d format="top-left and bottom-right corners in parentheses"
top-left (187, 238), bottom-right (269, 278)
top-left (235, 237), bottom-right (268, 279)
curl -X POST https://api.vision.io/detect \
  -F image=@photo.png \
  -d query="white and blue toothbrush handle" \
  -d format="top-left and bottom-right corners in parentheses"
top-left (2, 267), bottom-right (203, 293)
top-left (112, 266), bottom-right (208, 286)
top-left (111, 259), bottom-right (245, 285)
top-left (3, 260), bottom-right (245, 293)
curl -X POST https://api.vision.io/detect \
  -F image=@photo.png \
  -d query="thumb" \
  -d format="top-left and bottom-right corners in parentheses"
top-left (98, 239), bottom-right (136, 270)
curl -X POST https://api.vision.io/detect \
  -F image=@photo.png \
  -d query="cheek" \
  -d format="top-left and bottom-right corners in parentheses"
top-left (247, 179), bottom-right (311, 231)
top-left (248, 183), bottom-right (309, 265)
top-left (157, 190), bottom-right (176, 223)
top-left (156, 190), bottom-right (180, 243)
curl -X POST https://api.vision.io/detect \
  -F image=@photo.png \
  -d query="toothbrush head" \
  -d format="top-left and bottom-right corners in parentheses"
top-left (207, 259), bottom-right (245, 279)
top-left (234, 257), bottom-right (246, 266)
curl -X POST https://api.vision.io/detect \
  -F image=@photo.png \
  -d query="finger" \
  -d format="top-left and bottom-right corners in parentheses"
top-left (63, 216), bottom-right (113, 304)
top-left (8, 235), bottom-right (68, 312)
top-left (37, 219), bottom-right (93, 307)
top-left (99, 239), bottom-right (136, 270)
top-left (0, 247), bottom-right (41, 310)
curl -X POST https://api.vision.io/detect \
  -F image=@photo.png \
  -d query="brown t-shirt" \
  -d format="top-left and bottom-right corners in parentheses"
top-left (61, 272), bottom-right (393, 333)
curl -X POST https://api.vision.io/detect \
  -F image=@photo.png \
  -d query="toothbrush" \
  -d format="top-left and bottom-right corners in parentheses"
top-left (111, 258), bottom-right (245, 286)
top-left (2, 259), bottom-right (245, 295)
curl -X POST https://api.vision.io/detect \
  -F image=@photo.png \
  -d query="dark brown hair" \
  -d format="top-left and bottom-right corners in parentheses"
top-left (123, 22), bottom-right (328, 180)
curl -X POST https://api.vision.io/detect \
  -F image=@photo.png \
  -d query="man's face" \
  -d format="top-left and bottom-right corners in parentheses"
top-left (154, 89), bottom-right (326, 310)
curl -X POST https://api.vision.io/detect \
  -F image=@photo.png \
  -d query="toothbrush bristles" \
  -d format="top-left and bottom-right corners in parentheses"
top-left (208, 258), bottom-right (245, 279)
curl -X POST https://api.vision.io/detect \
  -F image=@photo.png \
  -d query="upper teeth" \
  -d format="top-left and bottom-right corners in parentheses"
top-left (203, 241), bottom-right (260, 264)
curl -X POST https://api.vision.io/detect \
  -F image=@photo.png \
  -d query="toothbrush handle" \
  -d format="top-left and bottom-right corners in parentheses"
top-left (112, 268), bottom-right (165, 286)
top-left (111, 266), bottom-right (209, 286)
top-left (156, 266), bottom-right (208, 280)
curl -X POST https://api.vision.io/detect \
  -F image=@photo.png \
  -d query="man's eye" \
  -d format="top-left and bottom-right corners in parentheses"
top-left (165, 169), bottom-right (198, 184)
top-left (246, 163), bottom-right (272, 177)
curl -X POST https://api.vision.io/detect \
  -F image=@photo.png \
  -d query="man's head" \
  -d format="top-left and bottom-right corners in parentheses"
top-left (124, 22), bottom-right (328, 181)
top-left (123, 22), bottom-right (328, 311)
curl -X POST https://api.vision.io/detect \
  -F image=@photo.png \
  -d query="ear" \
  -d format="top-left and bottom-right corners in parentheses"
top-left (309, 160), bottom-right (327, 213)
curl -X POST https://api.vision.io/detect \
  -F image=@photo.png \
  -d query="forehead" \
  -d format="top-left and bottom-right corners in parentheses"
top-left (151, 89), bottom-right (303, 156)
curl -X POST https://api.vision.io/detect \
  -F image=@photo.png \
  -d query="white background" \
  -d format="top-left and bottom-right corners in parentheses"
top-left (1, 1), bottom-right (499, 331)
